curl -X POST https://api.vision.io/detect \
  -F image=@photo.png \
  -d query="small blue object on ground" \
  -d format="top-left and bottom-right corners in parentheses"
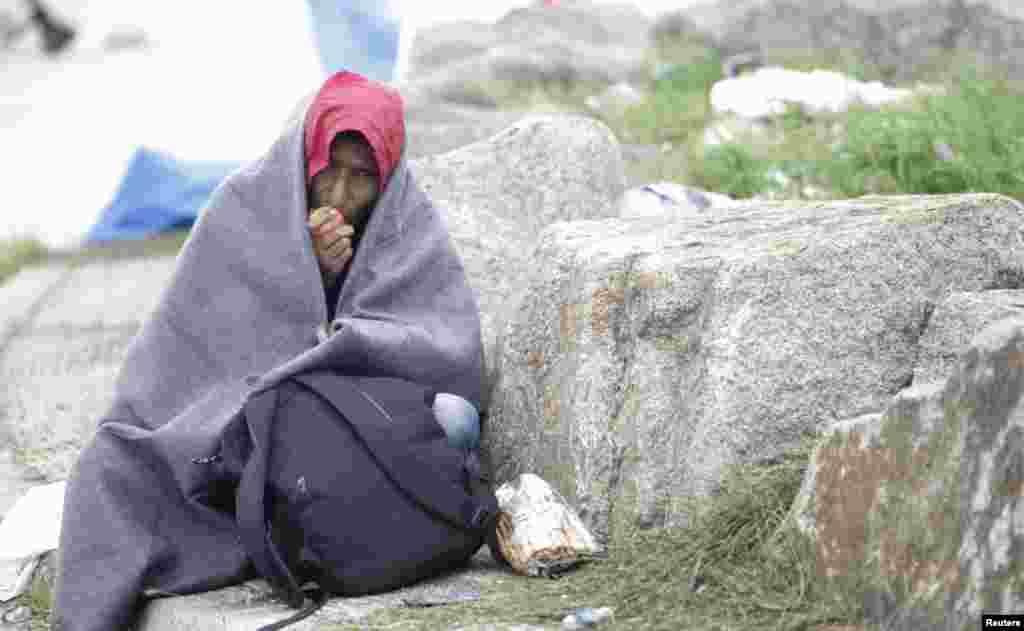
top-left (432, 392), bottom-right (480, 451)
top-left (562, 607), bottom-right (615, 630)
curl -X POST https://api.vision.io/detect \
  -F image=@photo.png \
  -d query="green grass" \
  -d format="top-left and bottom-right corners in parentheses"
top-left (23, 569), bottom-right (53, 630)
top-left (668, 64), bottom-right (1024, 202)
top-left (0, 234), bottom-right (48, 287)
top-left (609, 48), bottom-right (722, 146)
top-left (450, 77), bottom-right (615, 112)
top-left (338, 434), bottom-right (875, 631)
top-left (9, 552), bottom-right (56, 631)
top-left (825, 69), bottom-right (1024, 200)
top-left (531, 36), bottom-right (1024, 204)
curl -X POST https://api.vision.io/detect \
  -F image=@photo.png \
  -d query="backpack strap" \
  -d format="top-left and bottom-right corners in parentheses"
top-left (292, 373), bottom-right (499, 533)
top-left (236, 387), bottom-right (306, 609)
top-left (254, 587), bottom-right (326, 631)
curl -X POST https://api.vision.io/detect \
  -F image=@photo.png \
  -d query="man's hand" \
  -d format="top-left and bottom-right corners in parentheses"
top-left (308, 206), bottom-right (355, 286)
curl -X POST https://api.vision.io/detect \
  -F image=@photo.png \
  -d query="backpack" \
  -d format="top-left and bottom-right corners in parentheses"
top-left (219, 370), bottom-right (500, 631)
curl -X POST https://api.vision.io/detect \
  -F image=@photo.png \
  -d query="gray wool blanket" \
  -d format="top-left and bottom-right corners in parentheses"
top-left (52, 102), bottom-right (484, 631)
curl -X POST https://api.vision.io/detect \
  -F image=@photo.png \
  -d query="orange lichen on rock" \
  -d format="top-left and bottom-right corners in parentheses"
top-left (812, 427), bottom-right (961, 599)
top-left (813, 430), bottom-right (904, 579)
top-left (591, 287), bottom-right (625, 336)
top-left (560, 304), bottom-right (578, 342)
top-left (543, 391), bottom-right (560, 421)
top-left (878, 529), bottom-right (961, 595)
top-left (636, 271), bottom-right (666, 290)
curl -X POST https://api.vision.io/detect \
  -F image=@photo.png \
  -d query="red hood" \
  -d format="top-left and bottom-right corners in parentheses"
top-left (303, 71), bottom-right (405, 190)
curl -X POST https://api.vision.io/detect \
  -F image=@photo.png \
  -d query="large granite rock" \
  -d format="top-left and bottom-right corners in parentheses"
top-left (406, 1), bottom-right (652, 106)
top-left (487, 193), bottom-right (1024, 542)
top-left (408, 20), bottom-right (501, 77)
top-left (914, 290), bottom-right (1024, 385)
top-left (412, 114), bottom-right (626, 406)
top-left (402, 99), bottom-right (525, 159)
top-left (673, 0), bottom-right (1024, 82)
top-left (789, 317), bottom-right (1024, 630)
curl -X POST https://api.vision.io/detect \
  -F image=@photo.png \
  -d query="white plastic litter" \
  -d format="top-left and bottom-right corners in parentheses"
top-left (0, 481), bottom-right (66, 602)
top-left (710, 67), bottom-right (916, 119)
top-left (620, 182), bottom-right (737, 220)
top-left (584, 82), bottom-right (644, 114)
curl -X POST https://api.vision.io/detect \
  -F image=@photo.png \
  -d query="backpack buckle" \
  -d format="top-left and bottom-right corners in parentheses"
top-left (469, 505), bottom-right (493, 530)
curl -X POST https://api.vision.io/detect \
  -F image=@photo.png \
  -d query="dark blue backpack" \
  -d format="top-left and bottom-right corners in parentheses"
top-left (221, 371), bottom-right (499, 630)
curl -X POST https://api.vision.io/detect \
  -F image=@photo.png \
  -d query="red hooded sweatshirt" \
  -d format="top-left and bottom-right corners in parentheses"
top-left (303, 71), bottom-right (405, 193)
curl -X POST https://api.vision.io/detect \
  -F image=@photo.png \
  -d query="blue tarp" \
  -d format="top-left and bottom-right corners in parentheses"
top-left (85, 2), bottom-right (401, 245)
top-left (85, 147), bottom-right (241, 244)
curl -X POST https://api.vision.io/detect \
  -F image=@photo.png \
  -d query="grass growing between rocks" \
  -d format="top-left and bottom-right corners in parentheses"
top-left (632, 59), bottom-right (1024, 203)
top-left (825, 69), bottom-right (1024, 200)
top-left (0, 235), bottom-right (48, 287)
top-left (341, 434), bottom-right (877, 631)
top-left (530, 34), bottom-right (1024, 204)
top-left (614, 48), bottom-right (722, 147)
top-left (679, 67), bottom-right (1024, 202)
top-left (20, 572), bottom-right (53, 631)
top-left (9, 553), bottom-right (56, 631)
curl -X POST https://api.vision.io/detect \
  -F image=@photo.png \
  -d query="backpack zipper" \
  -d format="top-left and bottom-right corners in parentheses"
top-left (356, 387), bottom-right (394, 423)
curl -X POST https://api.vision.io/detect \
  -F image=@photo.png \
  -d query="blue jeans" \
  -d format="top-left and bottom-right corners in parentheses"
top-left (432, 393), bottom-right (480, 451)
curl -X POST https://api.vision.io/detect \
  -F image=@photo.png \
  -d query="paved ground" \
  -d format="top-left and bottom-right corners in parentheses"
top-left (0, 255), bottom-right (177, 498)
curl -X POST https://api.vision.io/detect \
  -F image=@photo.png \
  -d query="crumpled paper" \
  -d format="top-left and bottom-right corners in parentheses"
top-left (0, 481), bottom-right (66, 601)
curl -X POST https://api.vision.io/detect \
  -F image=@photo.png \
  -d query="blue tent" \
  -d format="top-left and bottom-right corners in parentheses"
top-left (85, 2), bottom-right (401, 245)
top-left (307, 0), bottom-right (401, 83)
top-left (85, 147), bottom-right (241, 244)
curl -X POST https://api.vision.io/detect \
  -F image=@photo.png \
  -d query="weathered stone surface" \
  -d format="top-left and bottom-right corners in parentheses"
top-left (0, 327), bottom-right (136, 480)
top-left (136, 547), bottom-right (516, 631)
top-left (30, 257), bottom-right (173, 329)
top-left (0, 263), bottom-right (69, 350)
top-left (914, 290), bottom-right (1024, 385)
top-left (407, 20), bottom-right (500, 76)
top-left (789, 316), bottom-right (1024, 630)
top-left (0, 442), bottom-right (44, 520)
top-left (411, 115), bottom-right (626, 406)
top-left (0, 257), bottom-right (176, 481)
top-left (406, 1), bottom-right (652, 106)
top-left (487, 193), bottom-right (1024, 542)
top-left (403, 100), bottom-right (525, 159)
top-left (678, 0), bottom-right (1024, 82)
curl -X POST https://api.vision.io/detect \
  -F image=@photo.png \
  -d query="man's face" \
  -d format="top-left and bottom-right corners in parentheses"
top-left (308, 132), bottom-right (381, 230)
